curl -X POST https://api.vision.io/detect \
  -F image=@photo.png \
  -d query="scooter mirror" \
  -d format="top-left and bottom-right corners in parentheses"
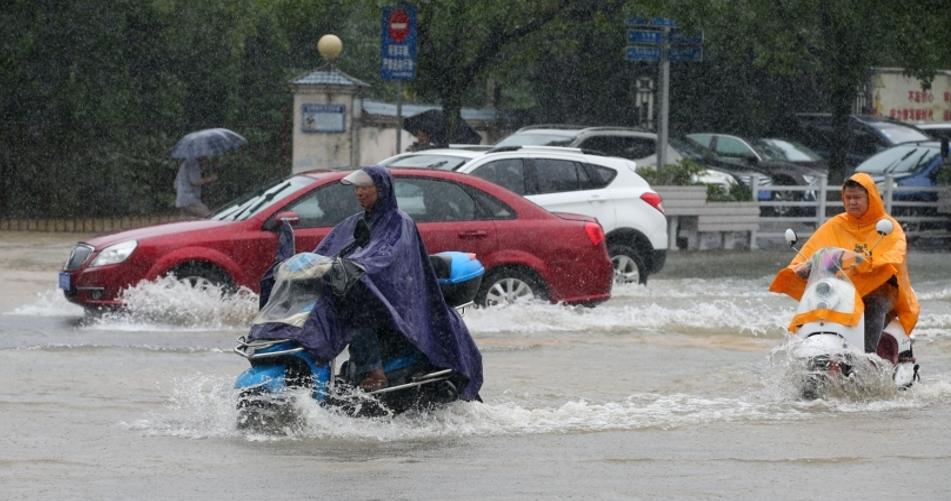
top-left (876, 218), bottom-right (894, 236)
top-left (784, 228), bottom-right (798, 246)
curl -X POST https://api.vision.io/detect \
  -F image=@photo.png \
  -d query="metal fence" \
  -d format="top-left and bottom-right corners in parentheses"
top-left (753, 175), bottom-right (951, 241)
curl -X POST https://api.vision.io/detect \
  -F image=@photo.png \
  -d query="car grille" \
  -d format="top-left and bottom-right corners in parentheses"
top-left (64, 244), bottom-right (94, 271)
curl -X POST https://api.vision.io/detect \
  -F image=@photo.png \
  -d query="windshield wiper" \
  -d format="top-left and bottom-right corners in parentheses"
top-left (232, 182), bottom-right (291, 220)
top-left (883, 148), bottom-right (921, 174)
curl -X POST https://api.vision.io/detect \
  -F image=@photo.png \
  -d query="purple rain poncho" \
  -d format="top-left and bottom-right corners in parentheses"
top-left (250, 166), bottom-right (483, 400)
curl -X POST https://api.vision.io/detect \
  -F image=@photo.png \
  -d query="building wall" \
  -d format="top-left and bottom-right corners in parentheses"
top-left (291, 90), bottom-right (358, 172)
top-left (870, 67), bottom-right (951, 123)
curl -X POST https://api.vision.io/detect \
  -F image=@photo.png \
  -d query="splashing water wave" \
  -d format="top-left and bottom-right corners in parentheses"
top-left (124, 369), bottom-right (951, 443)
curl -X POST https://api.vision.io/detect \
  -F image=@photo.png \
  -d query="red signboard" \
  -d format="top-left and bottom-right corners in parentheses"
top-left (388, 9), bottom-right (410, 43)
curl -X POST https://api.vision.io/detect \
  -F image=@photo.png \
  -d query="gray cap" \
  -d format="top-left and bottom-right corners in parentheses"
top-left (340, 169), bottom-right (374, 187)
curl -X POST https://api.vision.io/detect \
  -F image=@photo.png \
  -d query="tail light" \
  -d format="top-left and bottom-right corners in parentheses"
top-left (640, 192), bottom-right (664, 214)
top-left (584, 222), bottom-right (605, 246)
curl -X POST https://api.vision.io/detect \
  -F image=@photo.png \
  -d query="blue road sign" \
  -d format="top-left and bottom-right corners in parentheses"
top-left (669, 46), bottom-right (703, 62)
top-left (669, 31), bottom-right (704, 46)
top-left (381, 5), bottom-right (417, 81)
top-left (626, 46), bottom-right (660, 62)
top-left (626, 16), bottom-right (677, 28)
top-left (627, 30), bottom-right (663, 45)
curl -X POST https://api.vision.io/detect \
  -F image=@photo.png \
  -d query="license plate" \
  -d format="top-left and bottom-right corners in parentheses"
top-left (58, 271), bottom-right (71, 290)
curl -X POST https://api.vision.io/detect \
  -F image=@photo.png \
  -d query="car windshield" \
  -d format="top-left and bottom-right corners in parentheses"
top-left (870, 122), bottom-right (930, 144)
top-left (757, 138), bottom-right (823, 162)
top-left (495, 132), bottom-right (575, 147)
top-left (212, 175), bottom-right (317, 221)
top-left (855, 144), bottom-right (939, 175)
top-left (670, 137), bottom-right (715, 159)
top-left (382, 153), bottom-right (471, 171)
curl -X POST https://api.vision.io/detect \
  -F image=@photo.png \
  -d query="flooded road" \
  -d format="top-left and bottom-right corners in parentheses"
top-left (2, 233), bottom-right (951, 499)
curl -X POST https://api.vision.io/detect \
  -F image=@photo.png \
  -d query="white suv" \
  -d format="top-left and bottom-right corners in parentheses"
top-left (455, 146), bottom-right (667, 284)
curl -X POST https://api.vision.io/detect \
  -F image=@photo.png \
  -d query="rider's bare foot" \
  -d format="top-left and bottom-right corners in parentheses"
top-left (359, 368), bottom-right (387, 391)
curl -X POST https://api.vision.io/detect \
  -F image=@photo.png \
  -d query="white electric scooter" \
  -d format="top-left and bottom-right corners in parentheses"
top-left (783, 219), bottom-right (919, 399)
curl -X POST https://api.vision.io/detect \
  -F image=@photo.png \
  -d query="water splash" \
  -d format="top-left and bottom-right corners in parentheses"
top-left (125, 369), bottom-right (950, 443)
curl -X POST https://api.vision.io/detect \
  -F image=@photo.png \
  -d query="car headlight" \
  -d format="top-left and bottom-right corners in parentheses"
top-left (90, 240), bottom-right (138, 267)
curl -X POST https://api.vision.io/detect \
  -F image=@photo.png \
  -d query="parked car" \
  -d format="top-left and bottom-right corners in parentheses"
top-left (771, 113), bottom-right (931, 167)
top-left (494, 125), bottom-right (741, 191)
top-left (59, 169), bottom-right (614, 310)
top-left (686, 133), bottom-right (824, 213)
top-left (378, 148), bottom-right (484, 171)
top-left (854, 140), bottom-right (948, 201)
top-left (454, 146), bottom-right (668, 284)
top-left (918, 122), bottom-right (951, 142)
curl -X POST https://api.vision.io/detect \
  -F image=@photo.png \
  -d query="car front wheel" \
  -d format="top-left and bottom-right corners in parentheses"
top-left (477, 268), bottom-right (545, 306)
top-left (169, 263), bottom-right (234, 295)
top-left (608, 243), bottom-right (647, 285)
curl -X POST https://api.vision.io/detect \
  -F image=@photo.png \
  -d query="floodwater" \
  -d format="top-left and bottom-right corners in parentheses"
top-left (2, 233), bottom-right (951, 499)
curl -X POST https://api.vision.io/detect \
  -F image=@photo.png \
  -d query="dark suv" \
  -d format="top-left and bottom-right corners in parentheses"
top-left (772, 113), bottom-right (931, 168)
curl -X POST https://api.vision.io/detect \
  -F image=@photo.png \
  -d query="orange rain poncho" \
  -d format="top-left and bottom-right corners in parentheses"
top-left (768, 172), bottom-right (919, 335)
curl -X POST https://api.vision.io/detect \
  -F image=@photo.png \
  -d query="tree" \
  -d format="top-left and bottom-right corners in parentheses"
top-left (412, 1), bottom-right (625, 138)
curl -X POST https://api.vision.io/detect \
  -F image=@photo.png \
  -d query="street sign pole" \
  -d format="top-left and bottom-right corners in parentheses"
top-left (657, 26), bottom-right (670, 171)
top-left (382, 5), bottom-right (417, 155)
top-left (396, 81), bottom-right (403, 152)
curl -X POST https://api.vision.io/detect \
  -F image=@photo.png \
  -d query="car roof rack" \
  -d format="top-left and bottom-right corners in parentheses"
top-left (514, 124), bottom-right (651, 134)
top-left (485, 144), bottom-right (609, 157)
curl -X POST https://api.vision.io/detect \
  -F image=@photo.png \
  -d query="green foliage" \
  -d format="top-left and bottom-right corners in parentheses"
top-left (637, 159), bottom-right (707, 186)
top-left (1, 0), bottom-right (948, 218)
top-left (638, 159), bottom-right (750, 201)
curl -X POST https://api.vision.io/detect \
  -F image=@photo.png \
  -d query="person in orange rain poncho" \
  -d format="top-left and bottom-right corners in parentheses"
top-left (769, 172), bottom-right (919, 353)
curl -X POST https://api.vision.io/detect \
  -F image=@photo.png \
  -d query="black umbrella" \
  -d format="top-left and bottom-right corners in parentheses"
top-left (403, 109), bottom-right (481, 145)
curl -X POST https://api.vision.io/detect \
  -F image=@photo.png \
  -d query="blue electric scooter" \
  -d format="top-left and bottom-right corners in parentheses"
top-left (233, 219), bottom-right (483, 427)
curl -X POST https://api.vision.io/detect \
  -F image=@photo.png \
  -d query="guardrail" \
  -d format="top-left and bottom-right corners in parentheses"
top-left (754, 175), bottom-right (951, 242)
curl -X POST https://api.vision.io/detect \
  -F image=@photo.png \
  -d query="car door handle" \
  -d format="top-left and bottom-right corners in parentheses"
top-left (458, 230), bottom-right (487, 239)
top-left (588, 194), bottom-right (606, 202)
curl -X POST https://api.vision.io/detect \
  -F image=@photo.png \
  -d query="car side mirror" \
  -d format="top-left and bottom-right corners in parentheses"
top-left (941, 137), bottom-right (949, 159)
top-left (263, 210), bottom-right (300, 231)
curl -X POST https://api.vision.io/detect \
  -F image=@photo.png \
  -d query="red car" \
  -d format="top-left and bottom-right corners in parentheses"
top-left (60, 168), bottom-right (613, 310)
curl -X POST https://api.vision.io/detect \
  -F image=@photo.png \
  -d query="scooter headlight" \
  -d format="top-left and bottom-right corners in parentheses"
top-left (815, 281), bottom-right (832, 297)
top-left (90, 240), bottom-right (138, 267)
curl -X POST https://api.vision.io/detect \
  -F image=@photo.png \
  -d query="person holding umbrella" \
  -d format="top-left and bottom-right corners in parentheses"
top-left (174, 156), bottom-right (218, 218)
top-left (169, 128), bottom-right (247, 218)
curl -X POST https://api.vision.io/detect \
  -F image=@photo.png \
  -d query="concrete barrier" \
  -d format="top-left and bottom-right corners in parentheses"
top-left (0, 214), bottom-right (185, 233)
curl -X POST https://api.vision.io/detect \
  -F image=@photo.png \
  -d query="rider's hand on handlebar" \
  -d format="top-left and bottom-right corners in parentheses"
top-left (794, 262), bottom-right (811, 279)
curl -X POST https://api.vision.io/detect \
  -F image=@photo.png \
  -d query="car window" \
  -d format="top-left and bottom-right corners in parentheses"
top-left (855, 144), bottom-right (940, 175)
top-left (850, 129), bottom-right (884, 157)
top-left (471, 159), bottom-right (528, 195)
top-left (578, 136), bottom-right (655, 160)
top-left (758, 138), bottom-right (823, 162)
top-left (713, 136), bottom-right (756, 159)
top-left (285, 182), bottom-right (360, 228)
top-left (533, 158), bottom-right (590, 194)
top-left (686, 134), bottom-right (715, 148)
top-left (582, 163), bottom-right (617, 188)
top-left (870, 122), bottom-right (930, 144)
top-left (394, 178), bottom-right (477, 222)
top-left (465, 186), bottom-right (515, 219)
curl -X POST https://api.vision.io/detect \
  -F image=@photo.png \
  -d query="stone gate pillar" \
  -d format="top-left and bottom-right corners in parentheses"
top-left (290, 67), bottom-right (370, 173)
